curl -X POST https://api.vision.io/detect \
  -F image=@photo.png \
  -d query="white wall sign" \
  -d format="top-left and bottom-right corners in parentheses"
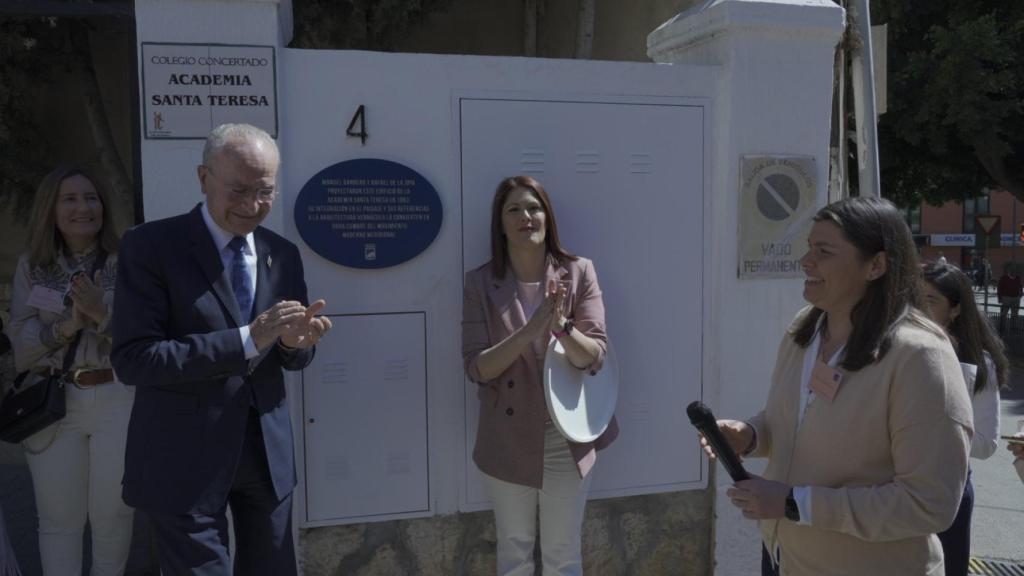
top-left (738, 156), bottom-right (817, 278)
top-left (931, 234), bottom-right (974, 247)
top-left (142, 42), bottom-right (277, 139)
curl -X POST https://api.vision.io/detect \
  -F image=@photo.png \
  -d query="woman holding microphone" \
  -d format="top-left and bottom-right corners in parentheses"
top-left (462, 175), bottom-right (616, 576)
top-left (703, 197), bottom-right (972, 575)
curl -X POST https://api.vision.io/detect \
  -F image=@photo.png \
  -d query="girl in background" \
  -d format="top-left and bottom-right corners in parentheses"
top-left (922, 261), bottom-right (1008, 576)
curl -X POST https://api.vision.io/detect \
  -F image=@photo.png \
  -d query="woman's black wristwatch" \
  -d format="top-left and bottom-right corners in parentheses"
top-left (784, 488), bottom-right (800, 522)
top-left (552, 318), bottom-right (575, 339)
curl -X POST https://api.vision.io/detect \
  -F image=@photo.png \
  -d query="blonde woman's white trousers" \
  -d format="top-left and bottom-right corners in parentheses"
top-left (23, 381), bottom-right (135, 576)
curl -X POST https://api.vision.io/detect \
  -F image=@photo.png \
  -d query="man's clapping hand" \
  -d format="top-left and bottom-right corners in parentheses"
top-left (280, 300), bottom-right (332, 349)
top-left (250, 299), bottom-right (332, 350)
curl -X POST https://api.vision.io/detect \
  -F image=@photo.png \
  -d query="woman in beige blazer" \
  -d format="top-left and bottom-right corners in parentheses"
top-left (703, 197), bottom-right (973, 576)
top-left (462, 175), bottom-right (616, 576)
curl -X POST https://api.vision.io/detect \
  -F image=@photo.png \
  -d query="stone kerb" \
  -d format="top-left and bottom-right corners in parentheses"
top-left (300, 489), bottom-right (713, 575)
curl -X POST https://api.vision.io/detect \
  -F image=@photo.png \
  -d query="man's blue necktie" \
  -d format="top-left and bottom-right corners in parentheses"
top-left (228, 236), bottom-right (254, 323)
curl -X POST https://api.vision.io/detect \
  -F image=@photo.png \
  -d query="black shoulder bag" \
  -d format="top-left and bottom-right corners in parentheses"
top-left (0, 250), bottom-right (108, 444)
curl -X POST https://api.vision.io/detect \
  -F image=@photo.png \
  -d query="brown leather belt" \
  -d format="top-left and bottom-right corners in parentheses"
top-left (33, 367), bottom-right (114, 387)
top-left (68, 369), bottom-right (114, 387)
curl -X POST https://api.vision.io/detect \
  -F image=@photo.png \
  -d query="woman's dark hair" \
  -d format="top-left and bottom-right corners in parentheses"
top-left (793, 197), bottom-right (923, 371)
top-left (489, 175), bottom-right (577, 279)
top-left (923, 261), bottom-right (1009, 392)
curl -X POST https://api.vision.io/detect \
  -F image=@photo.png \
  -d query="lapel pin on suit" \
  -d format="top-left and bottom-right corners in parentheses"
top-left (267, 255), bottom-right (273, 268)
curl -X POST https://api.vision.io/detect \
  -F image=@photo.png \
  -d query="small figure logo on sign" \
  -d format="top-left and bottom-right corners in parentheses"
top-left (364, 244), bottom-right (377, 261)
top-left (153, 112), bottom-right (164, 131)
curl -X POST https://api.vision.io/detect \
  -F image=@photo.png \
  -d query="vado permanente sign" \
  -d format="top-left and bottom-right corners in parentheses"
top-left (737, 155), bottom-right (817, 279)
top-left (142, 43), bottom-right (277, 139)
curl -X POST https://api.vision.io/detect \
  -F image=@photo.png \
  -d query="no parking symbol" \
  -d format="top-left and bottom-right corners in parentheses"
top-left (756, 173), bottom-right (801, 221)
top-left (739, 156), bottom-right (817, 279)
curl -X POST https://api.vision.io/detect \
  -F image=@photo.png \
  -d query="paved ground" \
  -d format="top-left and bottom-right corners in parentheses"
top-left (970, 322), bottom-right (1024, 567)
top-left (942, 288), bottom-right (1024, 569)
top-left (971, 385), bottom-right (1024, 565)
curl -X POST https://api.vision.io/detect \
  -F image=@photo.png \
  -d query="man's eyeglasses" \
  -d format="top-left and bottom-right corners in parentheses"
top-left (204, 166), bottom-right (277, 202)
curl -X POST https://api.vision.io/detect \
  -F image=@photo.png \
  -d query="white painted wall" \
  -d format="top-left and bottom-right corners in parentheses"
top-left (277, 50), bottom-right (718, 523)
top-left (649, 1), bottom-right (845, 574)
top-left (135, 0), bottom-right (721, 526)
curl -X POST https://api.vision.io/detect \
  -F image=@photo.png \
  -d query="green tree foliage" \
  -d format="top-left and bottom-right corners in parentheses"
top-left (291, 0), bottom-right (456, 50)
top-left (0, 18), bottom-right (57, 218)
top-left (873, 1), bottom-right (1024, 207)
top-left (0, 15), bottom-right (133, 228)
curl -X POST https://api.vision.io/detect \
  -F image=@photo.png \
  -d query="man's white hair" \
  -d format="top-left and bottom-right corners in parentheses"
top-left (202, 123), bottom-right (278, 166)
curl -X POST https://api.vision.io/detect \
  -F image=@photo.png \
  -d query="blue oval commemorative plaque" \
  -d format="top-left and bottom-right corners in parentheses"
top-left (294, 159), bottom-right (443, 269)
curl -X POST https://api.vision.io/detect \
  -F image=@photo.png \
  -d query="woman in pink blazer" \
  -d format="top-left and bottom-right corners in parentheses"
top-left (462, 175), bottom-right (617, 576)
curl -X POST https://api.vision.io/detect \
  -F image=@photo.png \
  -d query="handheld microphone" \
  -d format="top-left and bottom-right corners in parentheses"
top-left (686, 401), bottom-right (750, 482)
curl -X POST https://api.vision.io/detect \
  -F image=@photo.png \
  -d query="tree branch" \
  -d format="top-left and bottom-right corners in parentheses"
top-left (970, 127), bottom-right (1023, 201)
top-left (574, 0), bottom-right (594, 59)
top-left (523, 0), bottom-right (537, 57)
top-left (70, 21), bottom-right (133, 232)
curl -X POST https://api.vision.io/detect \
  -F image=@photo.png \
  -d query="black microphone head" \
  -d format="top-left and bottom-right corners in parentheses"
top-left (686, 401), bottom-right (714, 426)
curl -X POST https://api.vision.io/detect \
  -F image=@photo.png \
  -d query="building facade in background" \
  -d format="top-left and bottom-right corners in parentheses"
top-left (914, 189), bottom-right (1024, 277)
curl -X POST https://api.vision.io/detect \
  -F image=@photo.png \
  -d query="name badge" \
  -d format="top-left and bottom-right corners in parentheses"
top-left (26, 286), bottom-right (65, 314)
top-left (809, 358), bottom-right (842, 403)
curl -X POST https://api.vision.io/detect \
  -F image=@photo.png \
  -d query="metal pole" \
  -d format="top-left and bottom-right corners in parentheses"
top-left (848, 0), bottom-right (881, 198)
top-left (828, 39), bottom-right (848, 202)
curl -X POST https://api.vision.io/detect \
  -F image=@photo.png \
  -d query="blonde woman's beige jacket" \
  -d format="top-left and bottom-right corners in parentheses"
top-left (8, 249), bottom-right (116, 376)
top-left (748, 307), bottom-right (973, 576)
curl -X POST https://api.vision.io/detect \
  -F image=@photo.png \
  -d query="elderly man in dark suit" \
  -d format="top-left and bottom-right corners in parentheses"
top-left (112, 123), bottom-right (331, 575)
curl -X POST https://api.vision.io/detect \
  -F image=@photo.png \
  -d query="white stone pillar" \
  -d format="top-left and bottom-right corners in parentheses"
top-left (648, 2), bottom-right (845, 574)
top-left (134, 0), bottom-right (288, 232)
